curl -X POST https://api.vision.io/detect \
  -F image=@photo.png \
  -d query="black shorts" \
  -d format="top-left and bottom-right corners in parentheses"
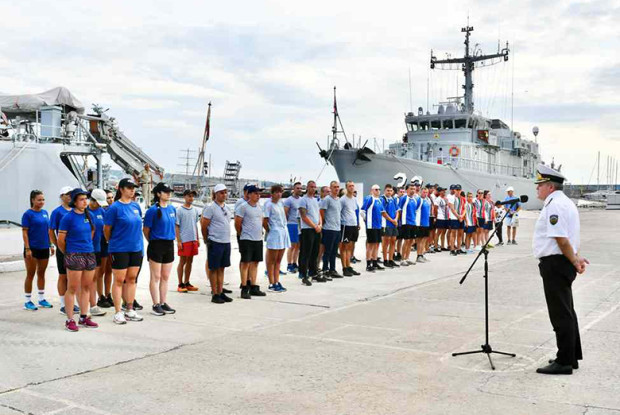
top-left (449, 219), bottom-right (460, 229)
top-left (366, 228), bottom-right (382, 244)
top-left (341, 225), bottom-right (359, 243)
top-left (147, 240), bottom-right (175, 264)
top-left (207, 241), bottom-right (231, 270)
top-left (400, 224), bottom-right (417, 240)
top-left (111, 251), bottom-right (143, 269)
top-left (382, 227), bottom-right (398, 237)
top-left (24, 247), bottom-right (50, 260)
top-left (436, 219), bottom-right (448, 230)
top-left (65, 252), bottom-right (97, 271)
top-left (417, 226), bottom-right (430, 238)
top-left (56, 249), bottom-right (67, 275)
top-left (429, 217), bottom-right (436, 230)
top-left (239, 240), bottom-right (263, 263)
top-left (95, 251), bottom-right (102, 267)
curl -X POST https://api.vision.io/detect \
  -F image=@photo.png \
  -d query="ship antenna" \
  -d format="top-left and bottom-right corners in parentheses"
top-left (408, 67), bottom-right (414, 113)
top-left (430, 24), bottom-right (510, 113)
top-left (332, 86), bottom-right (349, 145)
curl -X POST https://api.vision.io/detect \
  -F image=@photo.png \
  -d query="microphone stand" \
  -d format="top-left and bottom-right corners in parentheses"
top-left (451, 200), bottom-right (519, 370)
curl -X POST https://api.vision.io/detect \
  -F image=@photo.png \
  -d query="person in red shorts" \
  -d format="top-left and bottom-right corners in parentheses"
top-left (175, 189), bottom-right (201, 292)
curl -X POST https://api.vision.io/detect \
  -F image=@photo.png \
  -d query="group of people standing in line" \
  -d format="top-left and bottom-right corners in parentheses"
top-left (20, 177), bottom-right (521, 331)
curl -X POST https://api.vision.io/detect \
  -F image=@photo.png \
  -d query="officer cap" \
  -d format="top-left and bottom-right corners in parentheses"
top-left (535, 164), bottom-right (566, 185)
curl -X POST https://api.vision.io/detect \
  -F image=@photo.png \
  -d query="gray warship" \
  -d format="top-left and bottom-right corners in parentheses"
top-left (321, 26), bottom-right (544, 209)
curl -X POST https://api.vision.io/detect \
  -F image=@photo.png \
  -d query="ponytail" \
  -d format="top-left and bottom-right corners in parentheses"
top-left (84, 209), bottom-right (94, 232)
top-left (114, 188), bottom-right (121, 202)
top-left (29, 190), bottom-right (43, 207)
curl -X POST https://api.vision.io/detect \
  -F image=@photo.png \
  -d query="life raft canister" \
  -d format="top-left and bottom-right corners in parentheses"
top-left (449, 146), bottom-right (460, 157)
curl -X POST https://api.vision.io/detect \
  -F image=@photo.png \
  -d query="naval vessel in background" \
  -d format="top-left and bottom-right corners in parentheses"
top-left (321, 26), bottom-right (545, 209)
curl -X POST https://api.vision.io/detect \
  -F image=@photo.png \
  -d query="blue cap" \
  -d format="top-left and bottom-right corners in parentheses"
top-left (246, 185), bottom-right (260, 194)
top-left (69, 188), bottom-right (89, 207)
top-left (449, 184), bottom-right (456, 190)
top-left (455, 184), bottom-right (462, 190)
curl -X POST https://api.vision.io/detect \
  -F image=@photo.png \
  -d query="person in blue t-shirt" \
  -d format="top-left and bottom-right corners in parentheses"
top-left (143, 182), bottom-right (177, 316)
top-left (49, 186), bottom-right (73, 313)
top-left (415, 187), bottom-right (432, 263)
top-left (86, 189), bottom-right (109, 318)
top-left (58, 189), bottom-right (98, 332)
top-left (104, 178), bottom-right (144, 325)
top-left (361, 185), bottom-right (390, 272)
top-left (21, 190), bottom-right (53, 311)
top-left (380, 184), bottom-right (399, 269)
top-left (397, 183), bottom-right (421, 266)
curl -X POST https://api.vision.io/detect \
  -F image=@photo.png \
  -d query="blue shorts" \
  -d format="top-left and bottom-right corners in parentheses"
top-left (465, 226), bottom-right (476, 234)
top-left (449, 219), bottom-right (460, 229)
top-left (483, 222), bottom-right (493, 231)
top-left (436, 219), bottom-right (448, 229)
top-left (287, 224), bottom-right (299, 244)
top-left (477, 218), bottom-right (485, 228)
top-left (207, 241), bottom-right (231, 270)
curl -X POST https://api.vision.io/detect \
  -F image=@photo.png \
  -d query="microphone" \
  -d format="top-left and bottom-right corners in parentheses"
top-left (497, 195), bottom-right (528, 205)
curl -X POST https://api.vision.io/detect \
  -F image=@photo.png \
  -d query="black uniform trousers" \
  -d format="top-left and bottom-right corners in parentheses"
top-left (539, 254), bottom-right (583, 366)
top-left (299, 228), bottom-right (320, 277)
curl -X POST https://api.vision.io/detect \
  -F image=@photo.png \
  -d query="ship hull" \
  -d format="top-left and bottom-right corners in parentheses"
top-left (330, 149), bottom-right (543, 209)
top-left (0, 141), bottom-right (79, 223)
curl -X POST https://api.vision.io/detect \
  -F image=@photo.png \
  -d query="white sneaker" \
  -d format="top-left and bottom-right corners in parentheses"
top-left (125, 309), bottom-right (144, 322)
top-left (90, 306), bottom-right (106, 317)
top-left (113, 311), bottom-right (127, 325)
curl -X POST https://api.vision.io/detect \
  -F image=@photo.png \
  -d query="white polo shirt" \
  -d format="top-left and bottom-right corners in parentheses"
top-left (532, 190), bottom-right (580, 259)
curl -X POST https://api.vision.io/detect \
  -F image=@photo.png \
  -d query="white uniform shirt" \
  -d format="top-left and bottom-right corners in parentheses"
top-left (532, 190), bottom-right (580, 259)
top-left (446, 194), bottom-right (457, 219)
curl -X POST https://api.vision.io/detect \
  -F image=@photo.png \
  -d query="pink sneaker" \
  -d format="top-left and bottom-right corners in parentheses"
top-left (65, 319), bottom-right (79, 332)
top-left (78, 316), bottom-right (99, 328)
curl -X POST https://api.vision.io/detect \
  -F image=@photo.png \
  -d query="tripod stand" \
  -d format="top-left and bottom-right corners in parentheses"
top-left (452, 201), bottom-right (519, 370)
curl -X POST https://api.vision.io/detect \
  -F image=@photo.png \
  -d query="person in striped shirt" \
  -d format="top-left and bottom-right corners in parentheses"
top-left (482, 190), bottom-right (496, 247)
top-left (474, 189), bottom-right (485, 249)
top-left (464, 192), bottom-right (478, 252)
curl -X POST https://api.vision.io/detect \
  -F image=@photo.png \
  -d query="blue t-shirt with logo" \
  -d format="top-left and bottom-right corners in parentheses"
top-left (503, 196), bottom-right (521, 213)
top-left (59, 210), bottom-right (94, 254)
top-left (104, 201), bottom-right (143, 253)
top-left (380, 196), bottom-right (398, 228)
top-left (87, 207), bottom-right (105, 253)
top-left (398, 195), bottom-right (420, 226)
top-left (361, 196), bottom-right (384, 229)
top-left (50, 205), bottom-right (71, 234)
top-left (22, 209), bottom-right (51, 250)
top-left (420, 197), bottom-right (432, 227)
top-left (144, 204), bottom-right (176, 241)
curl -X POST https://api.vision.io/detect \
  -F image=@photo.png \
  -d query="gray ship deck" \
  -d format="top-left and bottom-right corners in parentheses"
top-left (1, 210), bottom-right (620, 414)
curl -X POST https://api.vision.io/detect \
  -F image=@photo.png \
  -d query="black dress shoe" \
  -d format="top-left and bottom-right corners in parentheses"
top-left (536, 361), bottom-right (573, 375)
top-left (222, 288), bottom-right (233, 294)
top-left (330, 271), bottom-right (344, 279)
top-left (301, 277), bottom-right (312, 286)
top-left (548, 359), bottom-right (579, 369)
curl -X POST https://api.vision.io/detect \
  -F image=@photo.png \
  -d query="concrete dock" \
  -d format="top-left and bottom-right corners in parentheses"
top-left (1, 210), bottom-right (619, 414)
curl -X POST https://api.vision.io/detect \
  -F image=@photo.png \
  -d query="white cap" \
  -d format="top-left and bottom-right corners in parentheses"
top-left (506, 186), bottom-right (515, 193)
top-left (213, 183), bottom-right (227, 193)
top-left (90, 188), bottom-right (108, 207)
top-left (59, 186), bottom-right (73, 196)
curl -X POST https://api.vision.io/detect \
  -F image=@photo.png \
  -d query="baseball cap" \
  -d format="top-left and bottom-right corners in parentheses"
top-left (506, 186), bottom-right (514, 192)
top-left (246, 185), bottom-right (260, 194)
top-left (153, 182), bottom-right (173, 194)
top-left (90, 188), bottom-right (108, 207)
top-left (183, 189), bottom-right (198, 196)
top-left (59, 186), bottom-right (73, 196)
top-left (243, 183), bottom-right (251, 191)
top-left (213, 183), bottom-right (227, 193)
top-left (118, 178), bottom-right (138, 188)
top-left (425, 183), bottom-right (433, 189)
top-left (69, 188), bottom-right (88, 207)
top-left (437, 187), bottom-right (446, 192)
top-left (449, 184), bottom-right (456, 190)
top-left (455, 184), bottom-right (462, 190)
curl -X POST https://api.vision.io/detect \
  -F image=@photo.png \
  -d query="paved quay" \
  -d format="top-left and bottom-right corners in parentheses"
top-left (1, 210), bottom-right (620, 414)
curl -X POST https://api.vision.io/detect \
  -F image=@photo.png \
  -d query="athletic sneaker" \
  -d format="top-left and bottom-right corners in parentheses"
top-left (125, 309), bottom-right (144, 321)
top-left (301, 277), bottom-right (312, 286)
top-left (161, 303), bottom-right (176, 314)
top-left (24, 301), bottom-right (38, 311)
top-left (496, 242), bottom-right (504, 246)
top-left (512, 240), bottom-right (518, 245)
top-left (459, 248), bottom-right (468, 254)
top-left (390, 260), bottom-right (400, 267)
top-left (330, 270), bottom-right (344, 279)
top-left (177, 283), bottom-right (188, 293)
top-left (366, 264), bottom-right (376, 273)
top-left (374, 262), bottom-right (385, 271)
top-left (343, 267), bottom-right (354, 277)
top-left (78, 316), bottom-right (99, 328)
top-left (400, 260), bottom-right (410, 267)
top-left (90, 306), bottom-right (106, 317)
top-left (250, 285), bottom-right (267, 296)
top-left (212, 294), bottom-right (225, 304)
top-left (38, 299), bottom-right (53, 308)
top-left (220, 293), bottom-right (233, 302)
top-left (312, 275), bottom-right (328, 282)
top-left (132, 299), bottom-right (143, 311)
top-left (73, 305), bottom-right (79, 313)
top-left (113, 311), bottom-right (127, 325)
top-left (268, 284), bottom-right (279, 292)
top-left (65, 319), bottom-right (79, 332)
top-left (384, 261), bottom-right (394, 268)
top-left (240, 286), bottom-right (251, 299)
top-left (59, 306), bottom-right (66, 315)
top-left (151, 304), bottom-right (165, 316)
top-left (322, 272), bottom-right (333, 282)
top-left (97, 296), bottom-right (112, 308)
top-left (287, 264), bottom-right (294, 273)
top-left (450, 250), bottom-right (458, 256)
top-left (185, 283), bottom-right (199, 292)
top-left (276, 282), bottom-right (287, 292)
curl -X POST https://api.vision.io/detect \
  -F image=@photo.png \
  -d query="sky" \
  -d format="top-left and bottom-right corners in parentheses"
top-left (2, 0), bottom-right (619, 185)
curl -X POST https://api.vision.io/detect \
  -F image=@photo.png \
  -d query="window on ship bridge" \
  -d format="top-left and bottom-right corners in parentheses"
top-left (443, 119), bottom-right (454, 129)
top-left (455, 119), bottom-right (466, 129)
top-left (419, 121), bottom-right (429, 131)
top-left (431, 119), bottom-right (441, 130)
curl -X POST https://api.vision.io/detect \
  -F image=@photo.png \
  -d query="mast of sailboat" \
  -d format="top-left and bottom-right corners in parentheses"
top-left (430, 25), bottom-right (510, 113)
top-left (193, 102), bottom-right (211, 190)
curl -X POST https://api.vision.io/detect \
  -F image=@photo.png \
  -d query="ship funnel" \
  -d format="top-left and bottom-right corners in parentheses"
top-left (437, 105), bottom-right (445, 115)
